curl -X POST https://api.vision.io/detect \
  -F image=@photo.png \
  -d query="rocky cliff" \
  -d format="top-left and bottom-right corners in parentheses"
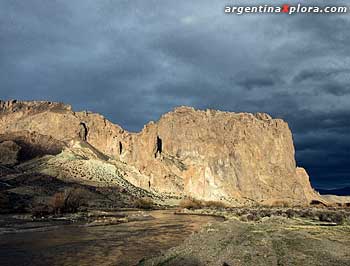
top-left (0, 100), bottom-right (321, 205)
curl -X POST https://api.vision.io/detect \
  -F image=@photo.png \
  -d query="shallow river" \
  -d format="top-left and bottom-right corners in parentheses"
top-left (0, 210), bottom-right (222, 266)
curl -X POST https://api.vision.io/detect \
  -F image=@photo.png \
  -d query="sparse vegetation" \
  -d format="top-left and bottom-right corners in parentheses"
top-left (64, 188), bottom-right (88, 212)
top-left (134, 197), bottom-right (154, 209)
top-left (204, 201), bottom-right (227, 209)
top-left (178, 205), bottom-right (350, 225)
top-left (51, 191), bottom-right (66, 213)
top-left (179, 198), bottom-right (227, 209)
top-left (30, 188), bottom-right (88, 217)
top-left (30, 203), bottom-right (54, 217)
top-left (179, 198), bottom-right (203, 209)
top-left (318, 211), bottom-right (345, 224)
top-left (141, 215), bottom-right (350, 266)
top-left (286, 208), bottom-right (297, 218)
top-left (266, 200), bottom-right (291, 207)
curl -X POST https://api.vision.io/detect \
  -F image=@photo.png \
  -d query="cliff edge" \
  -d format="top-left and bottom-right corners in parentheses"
top-left (0, 100), bottom-right (322, 205)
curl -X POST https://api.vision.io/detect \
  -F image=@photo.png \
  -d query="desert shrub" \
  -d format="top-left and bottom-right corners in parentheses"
top-left (179, 198), bottom-right (227, 209)
top-left (29, 188), bottom-right (88, 217)
top-left (297, 209), bottom-right (320, 221)
top-left (269, 200), bottom-right (290, 208)
top-left (318, 212), bottom-right (345, 224)
top-left (246, 212), bottom-right (261, 221)
top-left (318, 213), bottom-right (330, 222)
top-left (286, 209), bottom-right (297, 218)
top-left (274, 209), bottom-right (283, 216)
top-left (64, 188), bottom-right (87, 212)
top-left (258, 209), bottom-right (272, 218)
top-left (134, 197), bottom-right (154, 209)
top-left (179, 198), bottom-right (204, 209)
top-left (51, 192), bottom-right (66, 213)
top-left (300, 209), bottom-right (312, 218)
top-left (203, 200), bottom-right (227, 209)
top-left (238, 208), bottom-right (249, 216)
top-left (30, 204), bottom-right (54, 217)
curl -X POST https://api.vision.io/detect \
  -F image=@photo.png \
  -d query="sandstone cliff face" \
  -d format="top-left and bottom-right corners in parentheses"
top-left (0, 100), bottom-right (127, 157)
top-left (123, 107), bottom-right (319, 205)
top-left (0, 100), bottom-right (320, 205)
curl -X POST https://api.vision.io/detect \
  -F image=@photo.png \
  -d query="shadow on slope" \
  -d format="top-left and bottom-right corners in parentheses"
top-left (0, 131), bottom-right (162, 215)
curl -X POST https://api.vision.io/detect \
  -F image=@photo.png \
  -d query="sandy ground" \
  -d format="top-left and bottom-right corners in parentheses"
top-left (140, 212), bottom-right (350, 266)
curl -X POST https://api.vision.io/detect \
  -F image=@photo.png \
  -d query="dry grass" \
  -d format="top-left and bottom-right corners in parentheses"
top-left (204, 200), bottom-right (227, 208)
top-left (265, 200), bottom-right (291, 208)
top-left (51, 192), bottom-right (66, 212)
top-left (134, 197), bottom-right (154, 209)
top-left (31, 188), bottom-right (88, 216)
top-left (179, 198), bottom-right (203, 209)
top-left (179, 198), bottom-right (227, 209)
top-left (63, 187), bottom-right (88, 212)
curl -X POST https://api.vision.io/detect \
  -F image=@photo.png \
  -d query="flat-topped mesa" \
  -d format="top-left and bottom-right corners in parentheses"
top-left (122, 106), bottom-right (320, 205)
top-left (0, 100), bottom-right (322, 206)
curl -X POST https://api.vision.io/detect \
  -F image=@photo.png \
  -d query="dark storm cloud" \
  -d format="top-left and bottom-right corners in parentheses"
top-left (0, 0), bottom-right (349, 189)
top-left (293, 69), bottom-right (344, 83)
top-left (237, 77), bottom-right (276, 91)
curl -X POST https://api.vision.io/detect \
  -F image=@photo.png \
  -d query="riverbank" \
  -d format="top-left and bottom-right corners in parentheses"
top-left (0, 209), bottom-right (223, 266)
top-left (2, 207), bottom-right (350, 266)
top-left (141, 210), bottom-right (350, 266)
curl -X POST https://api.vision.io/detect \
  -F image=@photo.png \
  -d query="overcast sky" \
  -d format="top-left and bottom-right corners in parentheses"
top-left (1, 0), bottom-right (349, 189)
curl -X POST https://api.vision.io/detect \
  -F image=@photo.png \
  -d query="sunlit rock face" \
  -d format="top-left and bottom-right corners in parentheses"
top-left (0, 100), bottom-right (320, 205)
top-left (121, 106), bottom-right (319, 205)
top-left (0, 100), bottom-right (127, 157)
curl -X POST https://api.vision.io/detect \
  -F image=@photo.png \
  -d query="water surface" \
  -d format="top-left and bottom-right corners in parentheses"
top-left (0, 210), bottom-right (222, 266)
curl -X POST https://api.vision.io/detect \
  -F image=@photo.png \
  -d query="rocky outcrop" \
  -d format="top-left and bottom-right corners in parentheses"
top-left (0, 140), bottom-right (21, 166)
top-left (14, 140), bottom-right (161, 201)
top-left (0, 100), bottom-right (321, 205)
top-left (0, 100), bottom-right (127, 158)
top-left (0, 131), bottom-right (66, 162)
top-left (122, 107), bottom-right (321, 205)
top-left (0, 138), bottom-right (165, 213)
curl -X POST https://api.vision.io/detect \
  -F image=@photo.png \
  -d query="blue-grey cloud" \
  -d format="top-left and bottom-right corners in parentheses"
top-left (0, 0), bottom-right (349, 189)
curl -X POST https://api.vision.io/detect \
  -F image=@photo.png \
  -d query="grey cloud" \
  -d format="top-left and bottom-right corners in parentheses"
top-left (0, 0), bottom-right (349, 188)
top-left (322, 83), bottom-right (350, 96)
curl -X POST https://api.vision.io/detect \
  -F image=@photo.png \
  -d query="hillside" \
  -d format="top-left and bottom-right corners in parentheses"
top-left (0, 100), bottom-right (325, 207)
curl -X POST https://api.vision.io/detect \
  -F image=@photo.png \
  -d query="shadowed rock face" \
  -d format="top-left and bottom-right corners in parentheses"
top-left (0, 100), bottom-right (321, 205)
top-left (0, 140), bottom-right (21, 166)
top-left (0, 131), bottom-right (66, 162)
